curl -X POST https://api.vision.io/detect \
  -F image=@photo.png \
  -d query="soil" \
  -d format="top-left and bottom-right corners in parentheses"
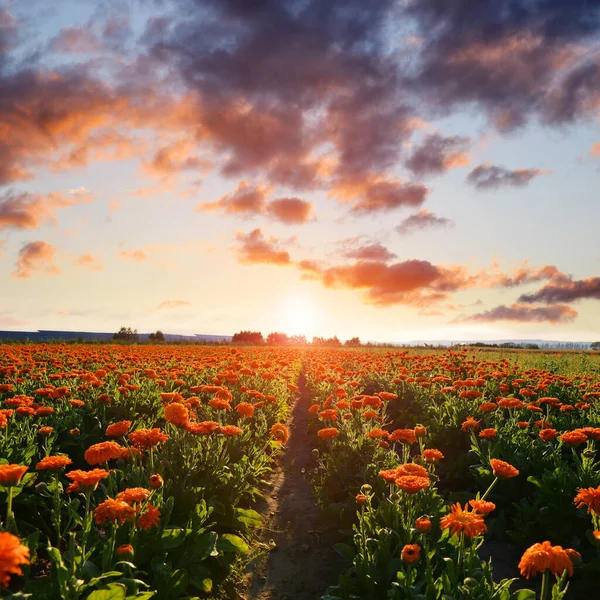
top-left (241, 373), bottom-right (344, 600)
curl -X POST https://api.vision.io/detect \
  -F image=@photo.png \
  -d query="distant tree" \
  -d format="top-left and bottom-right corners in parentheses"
top-left (344, 336), bottom-right (361, 347)
top-left (591, 341), bottom-right (600, 351)
top-left (312, 335), bottom-right (342, 347)
top-left (231, 330), bottom-right (264, 345)
top-left (267, 332), bottom-right (289, 346)
top-left (288, 334), bottom-right (307, 346)
top-left (149, 330), bottom-right (165, 343)
top-left (113, 326), bottom-right (138, 343)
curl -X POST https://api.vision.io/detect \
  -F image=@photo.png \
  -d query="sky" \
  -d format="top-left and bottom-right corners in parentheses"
top-left (1, 0), bottom-right (600, 343)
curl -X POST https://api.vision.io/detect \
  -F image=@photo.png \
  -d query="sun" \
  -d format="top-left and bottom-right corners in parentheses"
top-left (278, 295), bottom-right (319, 338)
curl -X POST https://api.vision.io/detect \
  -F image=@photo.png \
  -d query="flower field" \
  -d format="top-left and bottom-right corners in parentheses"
top-left (0, 344), bottom-right (600, 599)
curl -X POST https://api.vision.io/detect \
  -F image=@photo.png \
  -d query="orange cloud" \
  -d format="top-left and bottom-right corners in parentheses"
top-left (405, 133), bottom-right (471, 177)
top-left (0, 189), bottom-right (94, 231)
top-left (590, 143), bottom-right (600, 156)
top-left (266, 197), bottom-right (314, 224)
top-left (235, 229), bottom-right (291, 266)
top-left (155, 300), bottom-right (192, 310)
top-left (13, 241), bottom-right (60, 279)
top-left (74, 254), bottom-right (104, 271)
top-left (118, 249), bottom-right (147, 263)
top-left (396, 210), bottom-right (453, 234)
top-left (197, 181), bottom-right (269, 215)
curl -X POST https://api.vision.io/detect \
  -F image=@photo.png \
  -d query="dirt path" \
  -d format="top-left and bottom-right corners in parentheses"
top-left (242, 373), bottom-right (342, 600)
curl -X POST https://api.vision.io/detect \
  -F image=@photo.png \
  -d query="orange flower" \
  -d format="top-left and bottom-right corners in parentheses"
top-left (356, 494), bottom-right (367, 505)
top-left (490, 458), bottom-right (519, 479)
top-left (440, 503), bottom-right (487, 538)
top-left (38, 426), bottom-right (53, 436)
top-left (397, 463), bottom-right (429, 478)
top-left (366, 428), bottom-right (388, 439)
top-left (117, 487), bottom-right (151, 505)
top-left (149, 474), bottom-right (163, 489)
top-left (461, 417), bottom-right (481, 432)
top-left (539, 428), bottom-right (558, 442)
top-left (209, 397), bottom-right (232, 412)
top-left (84, 441), bottom-right (126, 465)
top-left (574, 486), bottom-right (600, 515)
top-left (317, 428), bottom-right (339, 440)
top-left (186, 421), bottom-right (219, 435)
top-left (401, 544), bottom-right (421, 564)
top-left (422, 449), bottom-right (444, 462)
top-left (479, 428), bottom-right (497, 440)
top-left (35, 456), bottom-right (72, 471)
top-left (235, 402), bottom-right (255, 418)
top-left (137, 505), bottom-right (161, 530)
top-left (270, 423), bottom-right (290, 445)
top-left (560, 431), bottom-right (588, 446)
top-left (105, 420), bottom-right (131, 437)
top-left (128, 428), bottom-right (169, 450)
top-left (478, 402), bottom-right (498, 413)
top-left (414, 425), bottom-right (427, 437)
top-left (518, 541), bottom-right (574, 579)
top-left (66, 469), bottom-right (110, 492)
top-left (395, 475), bottom-right (430, 494)
top-left (116, 544), bottom-right (134, 557)
top-left (220, 425), bottom-right (243, 436)
top-left (415, 517), bottom-right (431, 532)
top-left (389, 429), bottom-right (417, 444)
top-left (0, 532), bottom-right (30, 589)
top-left (164, 402), bottom-right (189, 427)
top-left (0, 465), bottom-right (28, 487)
top-left (318, 409), bottom-right (338, 421)
top-left (469, 499), bottom-right (496, 515)
top-left (94, 498), bottom-right (136, 525)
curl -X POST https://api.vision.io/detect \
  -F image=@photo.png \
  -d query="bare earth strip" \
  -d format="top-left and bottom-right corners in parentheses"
top-left (242, 373), bottom-right (342, 600)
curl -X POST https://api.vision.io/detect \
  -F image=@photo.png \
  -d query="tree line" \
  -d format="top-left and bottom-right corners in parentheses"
top-left (230, 330), bottom-right (362, 347)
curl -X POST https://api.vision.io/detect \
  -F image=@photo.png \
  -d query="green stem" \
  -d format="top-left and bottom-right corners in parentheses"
top-left (6, 487), bottom-right (13, 533)
top-left (481, 476), bottom-right (499, 501)
top-left (540, 570), bottom-right (551, 600)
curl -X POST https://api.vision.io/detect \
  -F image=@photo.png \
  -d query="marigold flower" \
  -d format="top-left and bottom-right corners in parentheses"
top-left (362, 410), bottom-right (379, 420)
top-left (574, 486), bottom-right (600, 515)
top-left (440, 503), bottom-right (487, 538)
top-left (137, 505), bottom-right (160, 530)
top-left (318, 408), bottom-right (338, 421)
top-left (235, 402), bottom-right (255, 418)
top-left (395, 475), bottom-right (430, 494)
top-left (478, 402), bottom-right (498, 413)
top-left (128, 428), bottom-right (169, 450)
top-left (560, 430), bottom-right (588, 446)
top-left (518, 541), bottom-right (574, 579)
top-left (117, 487), bottom-right (151, 505)
top-left (69, 399), bottom-right (85, 408)
top-left (84, 441), bottom-right (126, 465)
top-left (593, 531), bottom-right (600, 541)
top-left (422, 448), bottom-right (444, 462)
top-left (389, 429), bottom-right (417, 444)
top-left (469, 499), bottom-right (496, 515)
top-left (149, 474), bottom-right (163, 489)
top-left (220, 425), bottom-right (243, 436)
top-left (308, 403), bottom-right (319, 413)
top-left (70, 428), bottom-right (80, 436)
top-left (461, 417), bottom-right (481, 432)
top-left (517, 421), bottom-right (529, 429)
top-left (490, 458), bottom-right (519, 479)
top-left (539, 428), bottom-right (558, 442)
top-left (479, 428), bottom-right (497, 440)
top-left (35, 456), bottom-right (72, 471)
top-left (317, 427), bottom-right (339, 440)
top-left (209, 397), bottom-right (232, 412)
top-left (366, 428), bottom-right (388, 439)
top-left (415, 517), bottom-right (431, 532)
top-left (66, 469), bottom-right (110, 492)
top-left (0, 532), bottom-right (30, 589)
top-left (380, 468), bottom-right (400, 483)
top-left (94, 498), bottom-right (136, 525)
top-left (356, 494), bottom-right (367, 505)
top-left (116, 544), bottom-right (134, 557)
top-left (397, 463), bottom-right (429, 478)
top-left (186, 421), bottom-right (219, 435)
top-left (270, 423), bottom-right (290, 445)
top-left (0, 465), bottom-right (28, 487)
top-left (164, 402), bottom-right (189, 427)
top-left (401, 544), bottom-right (420, 564)
top-left (105, 420), bottom-right (131, 437)
top-left (414, 425), bottom-right (427, 437)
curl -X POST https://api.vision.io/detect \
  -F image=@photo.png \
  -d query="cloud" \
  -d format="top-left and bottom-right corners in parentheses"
top-left (156, 300), bottom-right (192, 310)
top-left (0, 313), bottom-right (29, 327)
top-left (118, 249), bottom-right (148, 263)
top-left (197, 181), bottom-right (269, 216)
top-left (235, 228), bottom-right (291, 266)
top-left (342, 244), bottom-right (397, 262)
top-left (0, 190), bottom-right (94, 231)
top-left (74, 254), bottom-right (104, 271)
top-left (467, 164), bottom-right (549, 189)
top-left (266, 197), bottom-right (314, 224)
top-left (143, 140), bottom-right (210, 178)
top-left (49, 26), bottom-right (102, 53)
top-left (459, 303), bottom-right (577, 324)
top-left (518, 276), bottom-right (600, 304)
top-left (590, 143), bottom-right (600, 157)
top-left (13, 241), bottom-right (60, 278)
top-left (396, 210), bottom-right (453, 235)
top-left (405, 133), bottom-right (471, 177)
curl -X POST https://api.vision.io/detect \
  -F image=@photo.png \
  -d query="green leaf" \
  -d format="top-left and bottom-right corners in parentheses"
top-left (526, 476), bottom-right (542, 488)
top-left (125, 594), bottom-right (155, 600)
top-left (333, 543), bottom-right (355, 562)
top-left (217, 533), bottom-right (249, 554)
top-left (511, 590), bottom-right (536, 600)
top-left (159, 528), bottom-right (187, 550)
top-left (87, 583), bottom-right (127, 600)
top-left (235, 507), bottom-right (263, 528)
top-left (166, 569), bottom-right (188, 598)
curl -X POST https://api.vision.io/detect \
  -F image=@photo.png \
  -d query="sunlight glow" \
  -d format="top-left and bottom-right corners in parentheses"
top-left (277, 295), bottom-right (320, 338)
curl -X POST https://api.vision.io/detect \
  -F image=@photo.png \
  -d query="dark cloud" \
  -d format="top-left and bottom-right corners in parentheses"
top-left (467, 164), bottom-right (549, 189)
top-left (197, 181), bottom-right (268, 216)
top-left (235, 228), bottom-right (291, 266)
top-left (518, 277), bottom-right (600, 304)
top-left (405, 133), bottom-right (470, 177)
top-left (13, 241), bottom-right (60, 278)
top-left (460, 303), bottom-right (577, 324)
top-left (340, 178), bottom-right (429, 215)
top-left (266, 197), bottom-right (314, 224)
top-left (396, 209), bottom-right (453, 234)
